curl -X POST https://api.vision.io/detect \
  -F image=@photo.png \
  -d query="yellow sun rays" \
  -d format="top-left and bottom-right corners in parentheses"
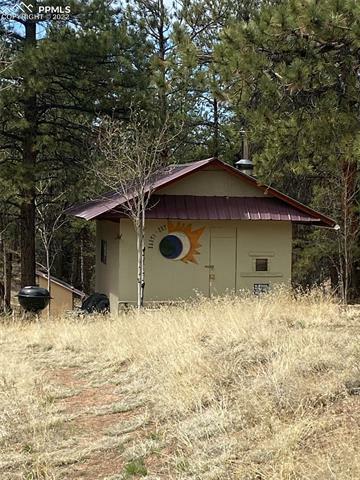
top-left (168, 222), bottom-right (205, 264)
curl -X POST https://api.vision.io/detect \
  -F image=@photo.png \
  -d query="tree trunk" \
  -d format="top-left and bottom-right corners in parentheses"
top-left (20, 18), bottom-right (37, 287)
top-left (4, 250), bottom-right (12, 313)
top-left (213, 95), bottom-right (219, 157)
top-left (158, 0), bottom-right (167, 125)
top-left (136, 220), bottom-right (142, 309)
top-left (80, 232), bottom-right (85, 292)
top-left (135, 206), bottom-right (146, 309)
top-left (20, 197), bottom-right (36, 287)
top-left (46, 246), bottom-right (51, 318)
top-left (82, 226), bottom-right (94, 294)
top-left (0, 236), bottom-right (3, 312)
top-left (140, 206), bottom-right (146, 308)
top-left (337, 229), bottom-right (345, 303)
top-left (341, 160), bottom-right (359, 303)
top-left (0, 238), bottom-right (11, 313)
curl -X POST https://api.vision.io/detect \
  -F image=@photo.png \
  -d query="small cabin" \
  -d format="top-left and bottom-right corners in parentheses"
top-left (36, 269), bottom-right (85, 316)
top-left (69, 158), bottom-right (336, 312)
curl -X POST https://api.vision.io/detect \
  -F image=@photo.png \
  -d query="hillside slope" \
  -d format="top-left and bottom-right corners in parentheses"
top-left (1, 291), bottom-right (359, 479)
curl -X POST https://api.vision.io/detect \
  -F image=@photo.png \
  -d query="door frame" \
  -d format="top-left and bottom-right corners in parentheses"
top-left (208, 226), bottom-right (238, 297)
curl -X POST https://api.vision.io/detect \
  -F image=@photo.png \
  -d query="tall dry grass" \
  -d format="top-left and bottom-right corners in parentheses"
top-left (1, 288), bottom-right (360, 479)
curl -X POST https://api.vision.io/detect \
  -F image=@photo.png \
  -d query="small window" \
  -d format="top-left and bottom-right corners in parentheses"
top-left (255, 258), bottom-right (268, 272)
top-left (254, 283), bottom-right (270, 295)
top-left (101, 239), bottom-right (107, 264)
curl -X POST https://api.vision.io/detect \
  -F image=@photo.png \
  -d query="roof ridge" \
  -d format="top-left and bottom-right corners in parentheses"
top-left (67, 157), bottom-right (335, 228)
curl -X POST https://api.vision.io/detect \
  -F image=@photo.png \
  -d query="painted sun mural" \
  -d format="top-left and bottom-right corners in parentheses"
top-left (159, 222), bottom-right (205, 264)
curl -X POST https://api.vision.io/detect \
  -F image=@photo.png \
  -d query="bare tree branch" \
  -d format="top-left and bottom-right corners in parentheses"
top-left (93, 111), bottom-right (180, 308)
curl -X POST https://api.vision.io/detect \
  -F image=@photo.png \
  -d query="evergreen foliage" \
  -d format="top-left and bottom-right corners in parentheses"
top-left (0, 0), bottom-right (358, 304)
top-left (218, 0), bottom-right (360, 298)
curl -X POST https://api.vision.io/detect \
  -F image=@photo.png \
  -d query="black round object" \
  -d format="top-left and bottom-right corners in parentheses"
top-left (18, 286), bottom-right (50, 312)
top-left (81, 293), bottom-right (110, 314)
top-left (159, 234), bottom-right (183, 259)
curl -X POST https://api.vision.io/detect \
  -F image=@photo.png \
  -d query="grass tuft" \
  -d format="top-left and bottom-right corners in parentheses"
top-left (123, 457), bottom-right (147, 477)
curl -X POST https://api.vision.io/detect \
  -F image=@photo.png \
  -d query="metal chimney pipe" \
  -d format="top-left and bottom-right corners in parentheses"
top-left (235, 130), bottom-right (254, 176)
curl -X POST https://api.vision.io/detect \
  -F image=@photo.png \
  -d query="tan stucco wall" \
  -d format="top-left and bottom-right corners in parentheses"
top-left (95, 170), bottom-right (292, 310)
top-left (158, 169), bottom-right (266, 197)
top-left (236, 221), bottom-right (292, 291)
top-left (95, 219), bottom-right (120, 311)
top-left (37, 276), bottom-right (73, 317)
top-left (116, 219), bottom-right (292, 305)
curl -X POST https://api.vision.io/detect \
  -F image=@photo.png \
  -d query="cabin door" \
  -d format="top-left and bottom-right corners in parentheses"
top-left (208, 227), bottom-right (236, 296)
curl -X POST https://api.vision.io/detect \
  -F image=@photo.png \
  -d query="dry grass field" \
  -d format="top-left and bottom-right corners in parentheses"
top-left (1, 289), bottom-right (360, 480)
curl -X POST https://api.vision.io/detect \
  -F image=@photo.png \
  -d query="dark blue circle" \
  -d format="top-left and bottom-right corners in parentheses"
top-left (159, 235), bottom-right (183, 259)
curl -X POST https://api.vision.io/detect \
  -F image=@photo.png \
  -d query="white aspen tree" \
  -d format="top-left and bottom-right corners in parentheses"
top-left (35, 183), bottom-right (67, 317)
top-left (95, 114), bottom-right (176, 309)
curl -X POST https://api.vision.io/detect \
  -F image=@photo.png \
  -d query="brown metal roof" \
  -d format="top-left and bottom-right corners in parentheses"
top-left (99, 195), bottom-right (330, 226)
top-left (66, 159), bottom-right (213, 221)
top-left (67, 158), bottom-right (336, 228)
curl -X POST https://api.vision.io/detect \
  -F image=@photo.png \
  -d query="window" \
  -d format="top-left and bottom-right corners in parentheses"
top-left (255, 258), bottom-right (268, 272)
top-left (159, 235), bottom-right (183, 259)
top-left (101, 239), bottom-right (107, 264)
top-left (254, 283), bottom-right (270, 295)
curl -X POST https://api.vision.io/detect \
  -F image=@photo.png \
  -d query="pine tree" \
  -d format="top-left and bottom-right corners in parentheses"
top-left (0, 0), bottom-right (151, 287)
top-left (218, 0), bottom-right (360, 299)
top-left (173, 0), bottom-right (268, 162)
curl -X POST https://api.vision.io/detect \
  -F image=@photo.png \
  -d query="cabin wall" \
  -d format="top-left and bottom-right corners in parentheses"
top-left (158, 169), bottom-right (265, 197)
top-left (236, 221), bottom-right (292, 291)
top-left (118, 219), bottom-right (292, 305)
top-left (95, 220), bottom-right (120, 312)
top-left (37, 276), bottom-right (73, 317)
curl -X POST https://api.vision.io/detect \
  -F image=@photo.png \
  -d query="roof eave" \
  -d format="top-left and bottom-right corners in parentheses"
top-left (207, 159), bottom-right (337, 228)
top-left (66, 157), bottom-right (336, 227)
top-left (67, 157), bottom-right (217, 221)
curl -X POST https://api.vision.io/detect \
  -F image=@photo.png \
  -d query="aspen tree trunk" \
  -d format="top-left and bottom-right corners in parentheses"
top-left (140, 204), bottom-right (146, 308)
top-left (136, 220), bottom-right (142, 309)
top-left (337, 231), bottom-right (345, 302)
top-left (135, 200), bottom-right (146, 309)
top-left (45, 245), bottom-right (51, 318)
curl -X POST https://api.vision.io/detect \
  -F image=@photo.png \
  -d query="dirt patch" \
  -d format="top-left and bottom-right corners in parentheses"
top-left (61, 385), bottom-right (120, 412)
top-left (74, 410), bottom-right (138, 436)
top-left (65, 449), bottom-right (124, 480)
top-left (48, 366), bottom-right (150, 479)
top-left (49, 367), bottom-right (86, 388)
top-left (49, 367), bottom-right (121, 413)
